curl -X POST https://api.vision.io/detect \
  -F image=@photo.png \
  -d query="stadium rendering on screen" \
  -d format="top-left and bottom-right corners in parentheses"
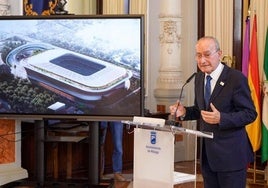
top-left (0, 15), bottom-right (144, 120)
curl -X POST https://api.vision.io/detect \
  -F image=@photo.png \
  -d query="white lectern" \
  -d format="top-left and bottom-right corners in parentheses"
top-left (123, 116), bottom-right (213, 188)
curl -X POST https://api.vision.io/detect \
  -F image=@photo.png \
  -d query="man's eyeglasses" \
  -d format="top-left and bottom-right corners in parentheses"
top-left (195, 50), bottom-right (218, 59)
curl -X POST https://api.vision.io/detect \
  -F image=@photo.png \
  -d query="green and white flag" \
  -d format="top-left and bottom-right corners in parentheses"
top-left (261, 27), bottom-right (268, 163)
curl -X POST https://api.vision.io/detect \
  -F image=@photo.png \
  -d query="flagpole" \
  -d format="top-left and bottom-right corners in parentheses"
top-left (253, 152), bottom-right (256, 183)
top-left (266, 161), bottom-right (268, 185)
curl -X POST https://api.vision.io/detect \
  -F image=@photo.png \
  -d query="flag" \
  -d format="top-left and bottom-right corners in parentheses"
top-left (246, 14), bottom-right (262, 152)
top-left (23, 0), bottom-right (58, 15)
top-left (261, 27), bottom-right (268, 163)
top-left (242, 16), bottom-right (250, 77)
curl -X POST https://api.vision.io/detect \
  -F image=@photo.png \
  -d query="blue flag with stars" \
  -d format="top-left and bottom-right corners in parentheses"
top-left (23, 0), bottom-right (58, 15)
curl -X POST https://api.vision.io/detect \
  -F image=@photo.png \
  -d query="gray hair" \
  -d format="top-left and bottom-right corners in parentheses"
top-left (198, 36), bottom-right (221, 51)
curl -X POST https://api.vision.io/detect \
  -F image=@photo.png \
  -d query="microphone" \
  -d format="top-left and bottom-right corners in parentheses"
top-left (178, 72), bottom-right (197, 102)
top-left (167, 72), bottom-right (197, 126)
top-left (185, 72), bottom-right (197, 84)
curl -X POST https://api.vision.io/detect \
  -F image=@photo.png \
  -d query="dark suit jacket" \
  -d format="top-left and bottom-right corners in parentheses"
top-left (184, 63), bottom-right (257, 172)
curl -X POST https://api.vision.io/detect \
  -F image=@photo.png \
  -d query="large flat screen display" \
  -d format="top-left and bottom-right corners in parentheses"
top-left (0, 15), bottom-right (144, 120)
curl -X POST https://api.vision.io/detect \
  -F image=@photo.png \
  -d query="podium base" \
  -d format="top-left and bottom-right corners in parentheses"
top-left (134, 180), bottom-right (173, 188)
top-left (133, 180), bottom-right (196, 188)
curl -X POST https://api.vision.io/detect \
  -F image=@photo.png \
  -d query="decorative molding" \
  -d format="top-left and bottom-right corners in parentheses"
top-left (159, 20), bottom-right (182, 54)
top-left (159, 13), bottom-right (181, 18)
top-left (157, 76), bottom-right (181, 85)
top-left (0, 0), bottom-right (10, 15)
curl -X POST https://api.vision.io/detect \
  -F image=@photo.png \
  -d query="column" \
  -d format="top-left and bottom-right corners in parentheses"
top-left (154, 0), bottom-right (183, 113)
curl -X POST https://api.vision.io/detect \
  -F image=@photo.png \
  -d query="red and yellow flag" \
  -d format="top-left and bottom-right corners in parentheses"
top-left (246, 14), bottom-right (262, 152)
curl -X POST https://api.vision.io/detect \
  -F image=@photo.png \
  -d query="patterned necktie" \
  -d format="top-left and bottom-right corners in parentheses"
top-left (204, 75), bottom-right (212, 107)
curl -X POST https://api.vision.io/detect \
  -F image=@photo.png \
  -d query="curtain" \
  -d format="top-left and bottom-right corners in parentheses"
top-left (205, 0), bottom-right (233, 61)
top-left (66, 0), bottom-right (96, 15)
top-left (102, 0), bottom-right (124, 14)
top-left (102, 0), bottom-right (147, 14)
top-left (129, 0), bottom-right (147, 14)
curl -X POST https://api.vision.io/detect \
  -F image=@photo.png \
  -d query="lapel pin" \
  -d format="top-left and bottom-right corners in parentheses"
top-left (220, 82), bottom-right (225, 86)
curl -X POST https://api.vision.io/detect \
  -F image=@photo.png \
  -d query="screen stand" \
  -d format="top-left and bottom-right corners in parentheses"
top-left (35, 120), bottom-right (100, 186)
top-left (88, 121), bottom-right (99, 185)
top-left (35, 120), bottom-right (45, 186)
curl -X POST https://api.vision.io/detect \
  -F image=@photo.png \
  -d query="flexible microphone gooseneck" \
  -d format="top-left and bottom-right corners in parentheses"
top-left (178, 72), bottom-right (197, 102)
top-left (168, 72), bottom-right (197, 126)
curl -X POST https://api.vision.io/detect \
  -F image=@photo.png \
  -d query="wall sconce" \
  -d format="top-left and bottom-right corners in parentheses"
top-left (222, 55), bottom-right (235, 68)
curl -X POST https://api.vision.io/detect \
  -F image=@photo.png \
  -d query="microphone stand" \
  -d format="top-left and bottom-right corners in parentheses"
top-left (167, 72), bottom-right (197, 127)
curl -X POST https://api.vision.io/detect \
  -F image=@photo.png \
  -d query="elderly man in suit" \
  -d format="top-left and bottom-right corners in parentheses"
top-left (170, 36), bottom-right (257, 188)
